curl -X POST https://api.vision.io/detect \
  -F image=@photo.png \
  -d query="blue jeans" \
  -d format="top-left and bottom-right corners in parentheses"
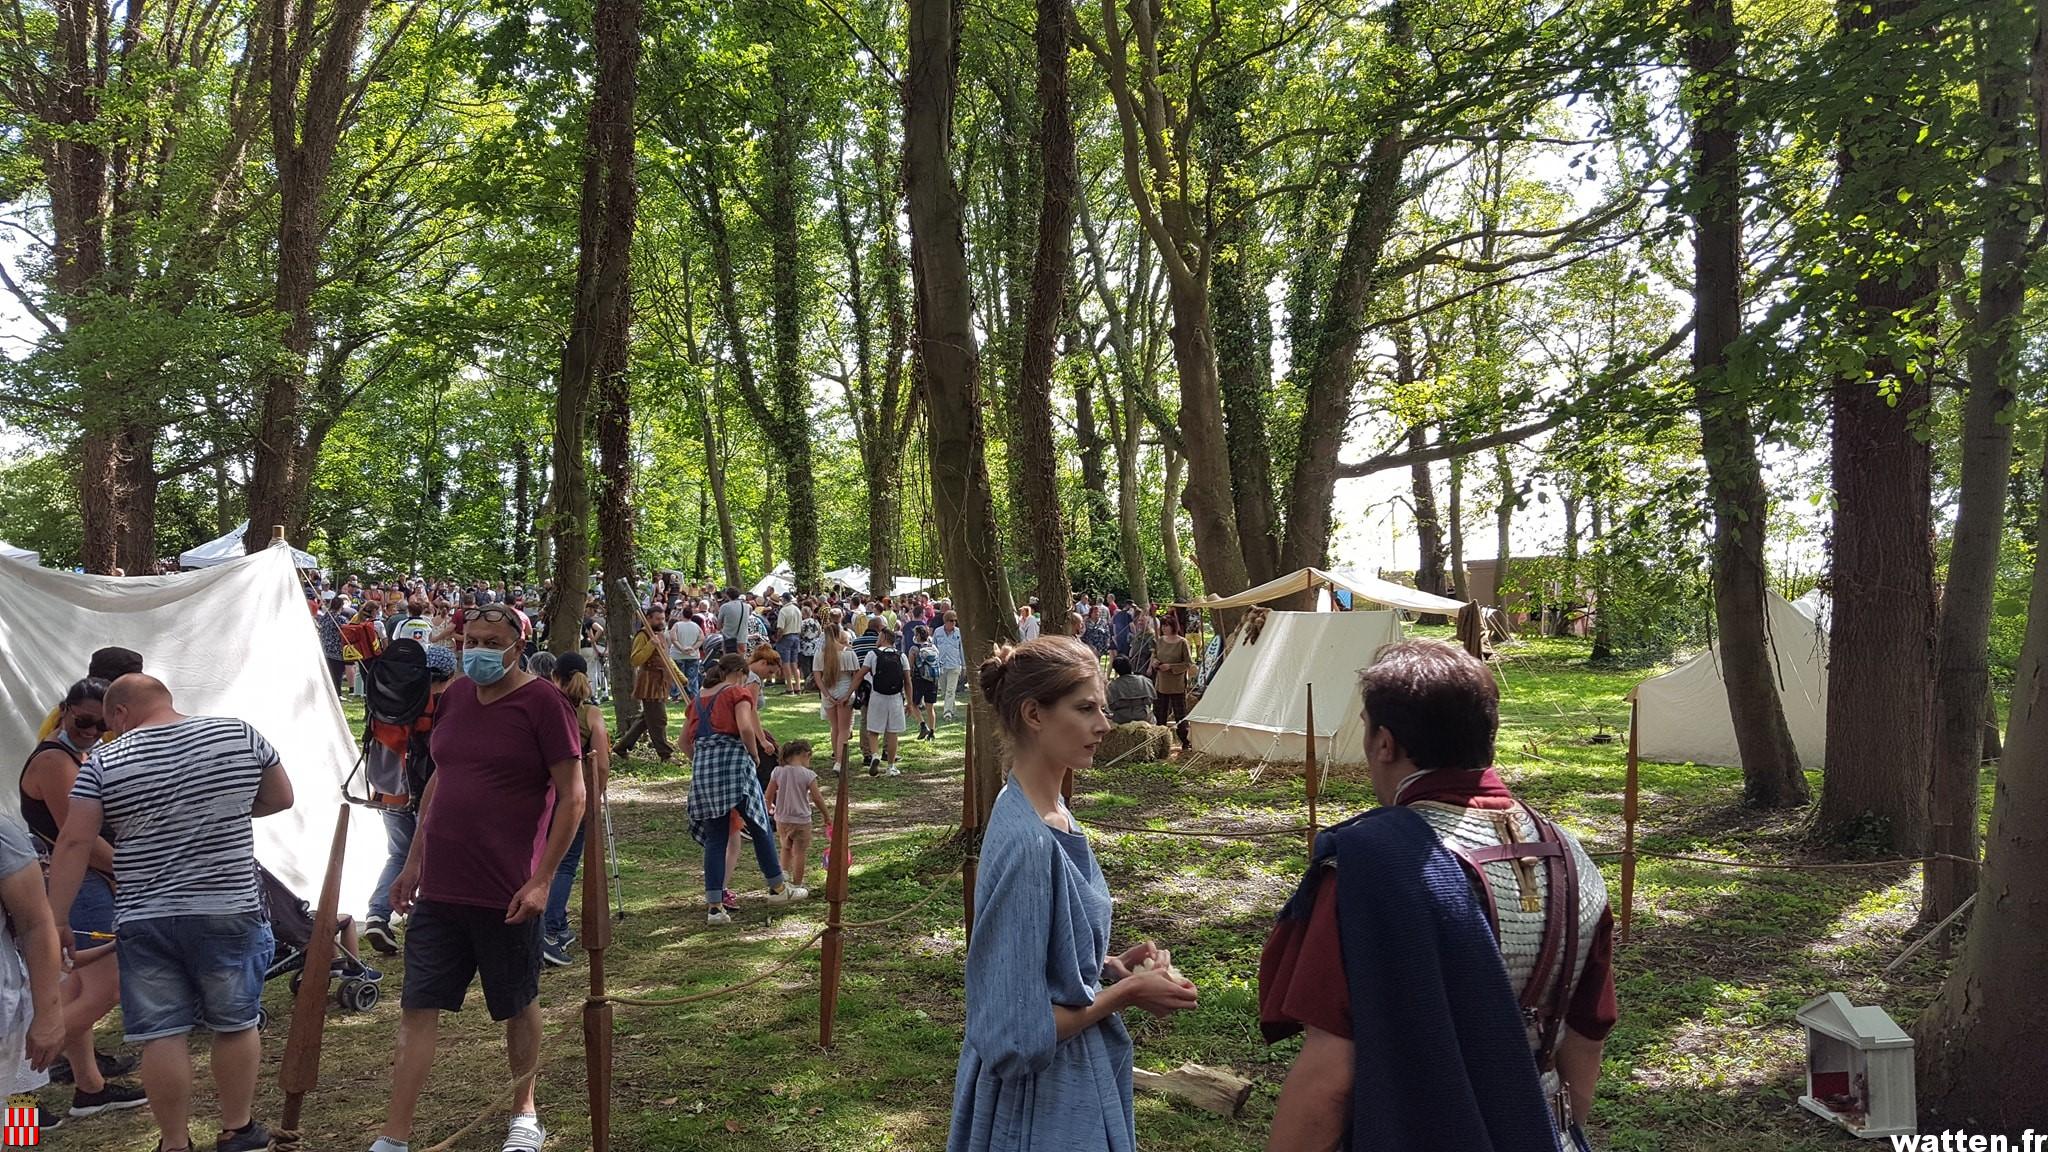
top-left (544, 824), bottom-right (586, 938)
top-left (117, 912), bottom-right (273, 1042)
top-left (702, 807), bottom-right (782, 905)
top-left (368, 808), bottom-right (416, 921)
top-left (679, 658), bottom-right (703, 701)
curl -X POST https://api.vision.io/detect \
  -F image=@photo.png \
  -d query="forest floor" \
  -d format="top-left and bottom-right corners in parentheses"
top-left (79, 634), bottom-right (1985, 1151)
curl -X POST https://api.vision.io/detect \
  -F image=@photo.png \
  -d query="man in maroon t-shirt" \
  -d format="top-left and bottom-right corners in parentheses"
top-left (371, 604), bottom-right (584, 1152)
top-left (1259, 640), bottom-right (1616, 1151)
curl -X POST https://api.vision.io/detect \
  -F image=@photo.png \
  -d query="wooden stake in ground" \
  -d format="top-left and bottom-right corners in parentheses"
top-left (581, 739), bottom-right (614, 1152)
top-left (1620, 698), bottom-right (1640, 946)
top-left (819, 751), bottom-right (853, 1047)
top-left (277, 804), bottom-right (349, 1137)
top-left (962, 707), bottom-right (979, 948)
top-left (1305, 685), bottom-right (1320, 857)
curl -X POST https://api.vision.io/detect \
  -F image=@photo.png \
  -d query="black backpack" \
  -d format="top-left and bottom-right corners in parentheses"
top-left (871, 649), bottom-right (905, 696)
top-left (349, 639), bottom-right (439, 809)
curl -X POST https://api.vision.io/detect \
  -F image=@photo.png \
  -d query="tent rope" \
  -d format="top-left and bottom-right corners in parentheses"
top-left (1591, 849), bottom-right (1979, 872)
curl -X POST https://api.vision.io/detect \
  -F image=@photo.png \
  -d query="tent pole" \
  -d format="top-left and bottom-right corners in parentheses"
top-left (1620, 698), bottom-right (1640, 947)
top-left (962, 707), bottom-right (978, 948)
top-left (1304, 685), bottom-right (1319, 858)
top-left (581, 737), bottom-right (614, 1151)
top-left (277, 804), bottom-right (349, 1134)
top-left (820, 735), bottom-right (854, 1048)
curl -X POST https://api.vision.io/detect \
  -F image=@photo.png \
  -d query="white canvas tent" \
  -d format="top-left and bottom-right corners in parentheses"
top-left (0, 542), bottom-right (35, 565)
top-left (750, 561), bottom-right (796, 597)
top-left (1177, 566), bottom-right (1466, 616)
top-left (179, 520), bottom-right (320, 571)
top-left (0, 544), bottom-right (382, 909)
top-left (1183, 609), bottom-right (1404, 766)
top-left (823, 565), bottom-right (939, 597)
top-left (1631, 590), bottom-right (1829, 769)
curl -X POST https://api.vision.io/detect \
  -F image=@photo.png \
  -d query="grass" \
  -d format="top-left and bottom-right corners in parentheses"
top-left (76, 642), bottom-right (1972, 1151)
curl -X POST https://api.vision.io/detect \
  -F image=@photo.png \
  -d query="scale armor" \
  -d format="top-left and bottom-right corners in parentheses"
top-left (1408, 799), bottom-right (1608, 1115)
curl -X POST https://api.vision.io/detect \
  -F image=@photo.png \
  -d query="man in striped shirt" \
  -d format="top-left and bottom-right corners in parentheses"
top-left (47, 674), bottom-right (295, 1152)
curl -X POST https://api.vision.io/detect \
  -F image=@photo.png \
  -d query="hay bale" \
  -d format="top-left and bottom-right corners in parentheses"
top-left (1096, 721), bottom-right (1172, 765)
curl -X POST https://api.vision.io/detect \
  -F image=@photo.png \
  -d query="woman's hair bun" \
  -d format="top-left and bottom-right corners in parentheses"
top-left (977, 644), bottom-right (1015, 703)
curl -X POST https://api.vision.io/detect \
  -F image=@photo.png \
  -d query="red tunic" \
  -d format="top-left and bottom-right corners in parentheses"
top-left (1258, 768), bottom-right (1618, 1044)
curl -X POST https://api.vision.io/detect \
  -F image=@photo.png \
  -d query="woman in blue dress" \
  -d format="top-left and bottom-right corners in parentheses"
top-left (949, 636), bottom-right (1199, 1152)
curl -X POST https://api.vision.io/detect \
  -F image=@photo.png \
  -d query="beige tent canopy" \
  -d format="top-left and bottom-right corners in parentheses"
top-left (1175, 566), bottom-right (1466, 616)
top-left (1183, 609), bottom-right (1404, 766)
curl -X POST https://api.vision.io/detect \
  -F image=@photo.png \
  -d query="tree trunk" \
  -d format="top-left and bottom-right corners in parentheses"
top-left (765, 79), bottom-right (819, 590)
top-left (1161, 448), bottom-right (1191, 604)
top-left (118, 425), bottom-right (157, 573)
top-left (1689, 0), bottom-right (1809, 808)
top-left (700, 380), bottom-right (742, 591)
top-left (1922, 10), bottom-right (2027, 917)
top-left (1914, 454), bottom-right (2048, 1131)
top-left (1012, 0), bottom-right (1075, 636)
top-left (1448, 454), bottom-right (1467, 600)
top-left (1105, 371), bottom-right (1151, 610)
top-left (906, 0), bottom-right (1018, 827)
top-left (1818, 0), bottom-right (1938, 849)
top-left (1410, 427), bottom-right (1447, 623)
top-left (1492, 448), bottom-right (1515, 611)
top-left (545, 0), bottom-right (640, 654)
top-left (246, 0), bottom-right (376, 554)
top-left (513, 441), bottom-right (533, 578)
top-left (599, 305), bottom-right (641, 734)
top-left (692, 483), bottom-right (709, 581)
top-left (1591, 494), bottom-right (1613, 660)
top-left (1276, 126), bottom-right (1408, 580)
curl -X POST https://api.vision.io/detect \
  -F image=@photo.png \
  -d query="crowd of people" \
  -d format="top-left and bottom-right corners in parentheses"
top-left (0, 558), bottom-right (1612, 1152)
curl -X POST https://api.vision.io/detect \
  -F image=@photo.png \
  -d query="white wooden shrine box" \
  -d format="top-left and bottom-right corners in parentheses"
top-left (1797, 992), bottom-right (1916, 1139)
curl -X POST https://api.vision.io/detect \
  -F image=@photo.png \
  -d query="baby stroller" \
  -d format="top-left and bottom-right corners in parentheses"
top-left (256, 864), bottom-right (384, 1027)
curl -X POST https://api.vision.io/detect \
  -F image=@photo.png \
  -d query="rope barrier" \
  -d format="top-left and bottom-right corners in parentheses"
top-left (598, 879), bottom-right (954, 1008)
top-left (1083, 817), bottom-right (1314, 840)
top-left (1591, 848), bottom-right (1980, 872)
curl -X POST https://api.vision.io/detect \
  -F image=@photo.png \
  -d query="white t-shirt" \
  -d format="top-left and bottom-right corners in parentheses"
top-left (1018, 614), bottom-right (1042, 642)
top-left (861, 648), bottom-right (907, 696)
top-left (777, 603), bottom-right (802, 638)
top-left (816, 647), bottom-right (860, 699)
top-left (668, 618), bottom-right (704, 661)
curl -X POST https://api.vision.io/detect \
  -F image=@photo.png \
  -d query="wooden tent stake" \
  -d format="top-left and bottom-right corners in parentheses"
top-left (1620, 698), bottom-right (1640, 947)
top-left (277, 804), bottom-right (349, 1132)
top-left (581, 742), bottom-right (614, 1151)
top-left (962, 706), bottom-right (978, 948)
top-left (819, 745), bottom-right (854, 1047)
top-left (1305, 685), bottom-right (1320, 857)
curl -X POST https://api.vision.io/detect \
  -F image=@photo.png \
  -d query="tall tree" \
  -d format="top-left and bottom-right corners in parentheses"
top-left (1923, 7), bottom-right (2030, 918)
top-left (906, 0), bottom-right (1018, 825)
top-left (1816, 0), bottom-right (1940, 848)
top-left (1010, 0), bottom-right (1075, 632)
top-left (1686, 0), bottom-right (1809, 807)
top-left (546, 0), bottom-right (642, 655)
top-left (244, 0), bottom-right (380, 551)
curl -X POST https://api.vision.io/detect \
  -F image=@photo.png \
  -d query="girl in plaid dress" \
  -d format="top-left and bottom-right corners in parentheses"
top-left (680, 655), bottom-right (807, 926)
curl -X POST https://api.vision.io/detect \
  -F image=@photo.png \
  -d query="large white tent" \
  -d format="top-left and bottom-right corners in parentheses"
top-left (0, 542), bottom-right (35, 565)
top-left (823, 565), bottom-right (939, 597)
top-left (179, 520), bottom-right (320, 571)
top-left (1631, 590), bottom-right (1829, 769)
top-left (1176, 566), bottom-right (1466, 616)
top-left (0, 545), bottom-right (381, 909)
top-left (750, 561), bottom-right (796, 598)
top-left (1183, 609), bottom-right (1404, 766)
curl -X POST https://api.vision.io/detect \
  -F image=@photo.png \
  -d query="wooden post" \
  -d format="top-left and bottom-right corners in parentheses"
top-left (819, 741), bottom-right (853, 1047)
top-left (272, 524), bottom-right (285, 543)
top-left (613, 578), bottom-right (689, 688)
top-left (1305, 685), bottom-right (1320, 858)
top-left (961, 706), bottom-right (978, 948)
top-left (581, 743), bottom-right (614, 1151)
top-left (277, 804), bottom-right (349, 1132)
top-left (1620, 697), bottom-right (1640, 947)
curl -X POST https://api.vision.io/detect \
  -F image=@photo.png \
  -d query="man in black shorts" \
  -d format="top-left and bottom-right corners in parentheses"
top-left (369, 606), bottom-right (583, 1152)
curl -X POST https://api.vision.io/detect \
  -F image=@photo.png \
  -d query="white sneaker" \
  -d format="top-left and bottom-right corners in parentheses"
top-left (765, 885), bottom-right (809, 904)
top-left (705, 907), bottom-right (733, 925)
top-left (886, 764), bottom-right (901, 776)
top-left (501, 1113), bottom-right (545, 1152)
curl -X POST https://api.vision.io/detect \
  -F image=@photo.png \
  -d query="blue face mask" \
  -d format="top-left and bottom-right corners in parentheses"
top-left (463, 645), bottom-right (512, 686)
top-left (55, 728), bottom-right (82, 753)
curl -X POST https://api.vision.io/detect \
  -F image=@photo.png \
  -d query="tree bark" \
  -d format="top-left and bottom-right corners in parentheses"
top-left (1915, 454), bottom-right (2048, 1130)
top-left (765, 75), bottom-right (819, 589)
top-left (1102, 367), bottom-right (1151, 610)
top-left (1012, 0), bottom-right (1076, 635)
top-left (1688, 0), bottom-right (1808, 807)
top-left (1817, 0), bottom-right (1938, 847)
top-left (246, 0), bottom-right (376, 553)
top-left (513, 440), bottom-right (533, 579)
top-left (1493, 448), bottom-right (1515, 610)
top-left (546, 0), bottom-right (640, 654)
top-left (1448, 454), bottom-right (1468, 601)
top-left (1922, 10), bottom-right (2027, 917)
top-left (701, 380), bottom-right (741, 591)
top-left (906, 0), bottom-right (1017, 825)
top-left (1161, 448), bottom-right (1191, 604)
